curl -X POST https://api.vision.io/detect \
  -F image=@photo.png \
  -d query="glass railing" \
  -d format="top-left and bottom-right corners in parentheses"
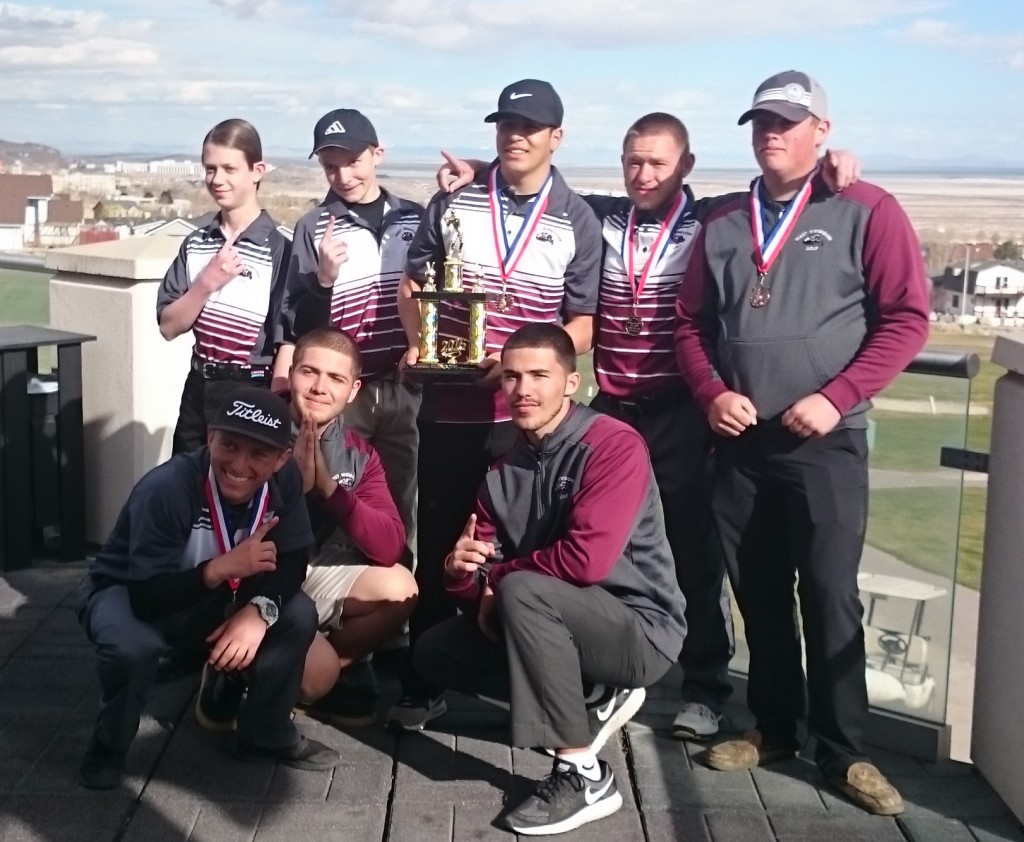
top-left (729, 349), bottom-right (979, 729)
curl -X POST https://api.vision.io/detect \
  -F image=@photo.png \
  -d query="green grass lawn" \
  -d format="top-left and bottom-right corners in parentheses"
top-left (867, 486), bottom-right (986, 591)
top-left (0, 268), bottom-right (51, 326)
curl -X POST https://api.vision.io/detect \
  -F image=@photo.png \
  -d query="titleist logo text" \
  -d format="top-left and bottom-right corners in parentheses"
top-left (226, 401), bottom-right (282, 429)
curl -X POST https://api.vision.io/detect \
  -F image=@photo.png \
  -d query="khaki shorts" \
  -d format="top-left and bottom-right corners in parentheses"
top-left (301, 545), bottom-right (370, 630)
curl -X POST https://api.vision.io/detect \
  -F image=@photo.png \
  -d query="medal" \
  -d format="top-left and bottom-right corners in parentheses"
top-left (749, 274), bottom-right (771, 308)
top-left (494, 290), bottom-right (514, 313)
top-left (621, 191), bottom-right (690, 337)
top-left (489, 167), bottom-right (552, 314)
top-left (748, 169), bottom-right (816, 309)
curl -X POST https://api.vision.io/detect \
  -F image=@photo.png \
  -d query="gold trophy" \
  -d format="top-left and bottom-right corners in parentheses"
top-left (404, 211), bottom-right (490, 383)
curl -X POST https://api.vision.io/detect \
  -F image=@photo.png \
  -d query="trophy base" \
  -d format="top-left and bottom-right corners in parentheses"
top-left (400, 363), bottom-right (487, 384)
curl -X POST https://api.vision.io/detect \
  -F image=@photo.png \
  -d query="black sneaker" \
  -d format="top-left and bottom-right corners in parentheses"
top-left (302, 662), bottom-right (380, 728)
top-left (226, 735), bottom-right (340, 771)
top-left (505, 759), bottom-right (622, 835)
top-left (385, 693), bottom-right (447, 731)
top-left (78, 734), bottom-right (126, 790)
top-left (587, 686), bottom-right (646, 753)
top-left (195, 665), bottom-right (246, 733)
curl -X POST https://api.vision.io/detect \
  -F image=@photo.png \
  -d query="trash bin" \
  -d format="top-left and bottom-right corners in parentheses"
top-left (28, 372), bottom-right (61, 549)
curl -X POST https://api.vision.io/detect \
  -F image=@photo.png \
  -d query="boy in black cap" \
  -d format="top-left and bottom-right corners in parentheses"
top-left (391, 78), bottom-right (602, 729)
top-left (77, 387), bottom-right (339, 789)
top-left (274, 108), bottom-right (425, 573)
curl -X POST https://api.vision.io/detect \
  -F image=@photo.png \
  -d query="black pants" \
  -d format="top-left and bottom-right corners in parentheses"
top-left (78, 578), bottom-right (318, 753)
top-left (403, 419), bottom-right (517, 697)
top-left (414, 571), bottom-right (673, 748)
top-left (173, 369), bottom-right (270, 455)
top-left (591, 390), bottom-right (734, 710)
top-left (713, 423), bottom-right (870, 776)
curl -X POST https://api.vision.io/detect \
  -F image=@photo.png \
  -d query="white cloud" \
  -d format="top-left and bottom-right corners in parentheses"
top-left (210, 0), bottom-right (283, 19)
top-left (336, 0), bottom-right (938, 50)
top-left (0, 38), bottom-right (158, 67)
top-left (890, 18), bottom-right (1024, 70)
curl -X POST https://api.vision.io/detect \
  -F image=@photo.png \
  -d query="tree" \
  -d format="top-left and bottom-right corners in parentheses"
top-left (159, 190), bottom-right (174, 205)
top-left (994, 240), bottom-right (1022, 261)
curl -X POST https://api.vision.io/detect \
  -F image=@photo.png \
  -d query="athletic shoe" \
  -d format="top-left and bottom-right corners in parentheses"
top-left (226, 735), bottom-right (340, 771)
top-left (505, 759), bottom-right (622, 835)
top-left (587, 686), bottom-right (646, 753)
top-left (540, 686), bottom-right (646, 758)
top-left (78, 734), bottom-right (126, 790)
top-left (301, 663), bottom-right (380, 728)
top-left (195, 665), bottom-right (245, 733)
top-left (671, 702), bottom-right (723, 741)
top-left (385, 693), bottom-right (447, 731)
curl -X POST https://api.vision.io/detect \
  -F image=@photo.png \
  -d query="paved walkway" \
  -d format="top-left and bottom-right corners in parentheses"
top-left (2, 562), bottom-right (1023, 842)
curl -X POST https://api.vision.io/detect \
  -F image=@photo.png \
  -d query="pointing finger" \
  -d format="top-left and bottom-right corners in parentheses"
top-left (251, 516), bottom-right (279, 541)
top-left (460, 513), bottom-right (477, 541)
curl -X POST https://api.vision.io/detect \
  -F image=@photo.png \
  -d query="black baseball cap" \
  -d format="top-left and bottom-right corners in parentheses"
top-left (309, 109), bottom-right (379, 158)
top-left (485, 79), bottom-right (563, 128)
top-left (738, 70), bottom-right (828, 126)
top-left (208, 387), bottom-right (291, 451)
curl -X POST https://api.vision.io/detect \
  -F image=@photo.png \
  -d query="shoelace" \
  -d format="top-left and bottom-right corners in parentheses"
top-left (535, 765), bottom-right (586, 802)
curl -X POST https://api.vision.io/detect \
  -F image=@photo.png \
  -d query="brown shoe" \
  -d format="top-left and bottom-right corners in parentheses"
top-left (704, 730), bottom-right (795, 771)
top-left (830, 761), bottom-right (905, 815)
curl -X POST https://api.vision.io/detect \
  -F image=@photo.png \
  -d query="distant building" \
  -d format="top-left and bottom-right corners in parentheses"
top-left (0, 173), bottom-right (82, 249)
top-left (932, 260), bottom-right (1024, 323)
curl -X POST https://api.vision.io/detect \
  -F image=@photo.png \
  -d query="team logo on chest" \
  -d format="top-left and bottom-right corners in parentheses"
top-left (553, 475), bottom-right (574, 500)
top-left (401, 228), bottom-right (414, 241)
top-left (332, 471), bottom-right (356, 489)
top-left (535, 229), bottom-right (555, 244)
top-left (794, 228), bottom-right (833, 251)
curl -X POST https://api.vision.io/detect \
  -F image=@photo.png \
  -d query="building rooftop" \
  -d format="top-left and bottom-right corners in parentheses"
top-left (1, 562), bottom-right (1021, 842)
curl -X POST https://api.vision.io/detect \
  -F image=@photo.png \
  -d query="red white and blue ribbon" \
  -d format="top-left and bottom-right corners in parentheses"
top-left (489, 166), bottom-right (553, 284)
top-left (620, 190), bottom-right (691, 306)
top-left (205, 466), bottom-right (271, 593)
top-left (749, 169), bottom-right (817, 278)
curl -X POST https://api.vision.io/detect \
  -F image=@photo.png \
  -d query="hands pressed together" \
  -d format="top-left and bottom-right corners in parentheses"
top-left (293, 414), bottom-right (338, 498)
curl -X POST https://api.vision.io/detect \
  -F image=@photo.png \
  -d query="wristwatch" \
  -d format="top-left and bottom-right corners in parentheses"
top-left (248, 596), bottom-right (279, 628)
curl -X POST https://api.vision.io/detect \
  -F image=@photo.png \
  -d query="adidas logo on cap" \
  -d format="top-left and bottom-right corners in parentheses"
top-left (324, 120), bottom-right (345, 135)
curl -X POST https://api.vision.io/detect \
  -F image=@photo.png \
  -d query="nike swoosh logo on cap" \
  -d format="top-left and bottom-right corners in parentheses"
top-left (509, 92), bottom-right (532, 100)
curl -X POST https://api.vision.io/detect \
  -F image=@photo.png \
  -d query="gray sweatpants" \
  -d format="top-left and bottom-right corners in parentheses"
top-left (413, 571), bottom-right (673, 748)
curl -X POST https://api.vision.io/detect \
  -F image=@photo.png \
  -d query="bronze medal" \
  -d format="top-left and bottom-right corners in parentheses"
top-left (494, 291), bottom-right (514, 313)
top-left (749, 274), bottom-right (771, 308)
top-left (625, 314), bottom-right (643, 336)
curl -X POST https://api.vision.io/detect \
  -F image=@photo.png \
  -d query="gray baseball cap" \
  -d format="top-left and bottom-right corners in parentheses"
top-left (738, 70), bottom-right (828, 125)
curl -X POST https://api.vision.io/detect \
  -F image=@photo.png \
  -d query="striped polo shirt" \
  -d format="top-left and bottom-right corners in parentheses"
top-left (589, 188), bottom-right (704, 399)
top-left (278, 189), bottom-right (424, 380)
top-left (406, 162), bottom-right (602, 424)
top-left (157, 210), bottom-right (289, 367)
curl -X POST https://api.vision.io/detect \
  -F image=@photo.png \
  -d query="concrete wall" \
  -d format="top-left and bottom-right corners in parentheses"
top-left (972, 336), bottom-right (1024, 822)
top-left (44, 236), bottom-right (191, 543)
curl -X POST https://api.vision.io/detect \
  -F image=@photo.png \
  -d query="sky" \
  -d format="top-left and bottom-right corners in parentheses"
top-left (2, 0), bottom-right (1023, 168)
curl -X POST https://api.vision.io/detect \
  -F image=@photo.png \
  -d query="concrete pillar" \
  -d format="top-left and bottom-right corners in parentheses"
top-left (43, 237), bottom-right (191, 544)
top-left (972, 336), bottom-right (1024, 822)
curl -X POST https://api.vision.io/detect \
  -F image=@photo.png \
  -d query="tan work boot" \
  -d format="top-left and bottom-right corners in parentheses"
top-left (704, 729), bottom-right (795, 771)
top-left (830, 761), bottom-right (905, 815)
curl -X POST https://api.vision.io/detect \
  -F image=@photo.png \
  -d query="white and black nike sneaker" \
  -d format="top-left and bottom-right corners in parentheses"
top-left (587, 686), bottom-right (646, 754)
top-left (505, 759), bottom-right (622, 835)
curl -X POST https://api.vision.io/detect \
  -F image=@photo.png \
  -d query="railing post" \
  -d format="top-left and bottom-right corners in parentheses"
top-left (972, 336), bottom-right (1024, 822)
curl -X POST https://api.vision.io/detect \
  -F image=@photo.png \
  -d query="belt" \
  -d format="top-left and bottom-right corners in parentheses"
top-left (601, 386), bottom-right (692, 416)
top-left (191, 356), bottom-right (269, 382)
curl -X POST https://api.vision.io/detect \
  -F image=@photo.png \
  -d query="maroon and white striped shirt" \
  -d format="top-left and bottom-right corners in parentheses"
top-left (157, 211), bottom-right (289, 367)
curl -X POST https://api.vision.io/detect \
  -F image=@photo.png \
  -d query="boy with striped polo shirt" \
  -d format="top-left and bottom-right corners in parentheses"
top-left (274, 109), bottom-right (424, 566)
top-left (391, 79), bottom-right (602, 729)
top-left (586, 113), bottom-right (735, 742)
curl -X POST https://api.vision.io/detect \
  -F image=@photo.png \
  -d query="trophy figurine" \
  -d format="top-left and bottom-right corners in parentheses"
top-left (403, 224), bottom-right (491, 383)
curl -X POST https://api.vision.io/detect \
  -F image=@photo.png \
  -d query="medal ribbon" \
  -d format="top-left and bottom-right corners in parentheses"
top-left (488, 166), bottom-right (553, 285)
top-left (749, 168), bottom-right (817, 277)
top-left (205, 466), bottom-right (271, 593)
top-left (621, 190), bottom-right (690, 309)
